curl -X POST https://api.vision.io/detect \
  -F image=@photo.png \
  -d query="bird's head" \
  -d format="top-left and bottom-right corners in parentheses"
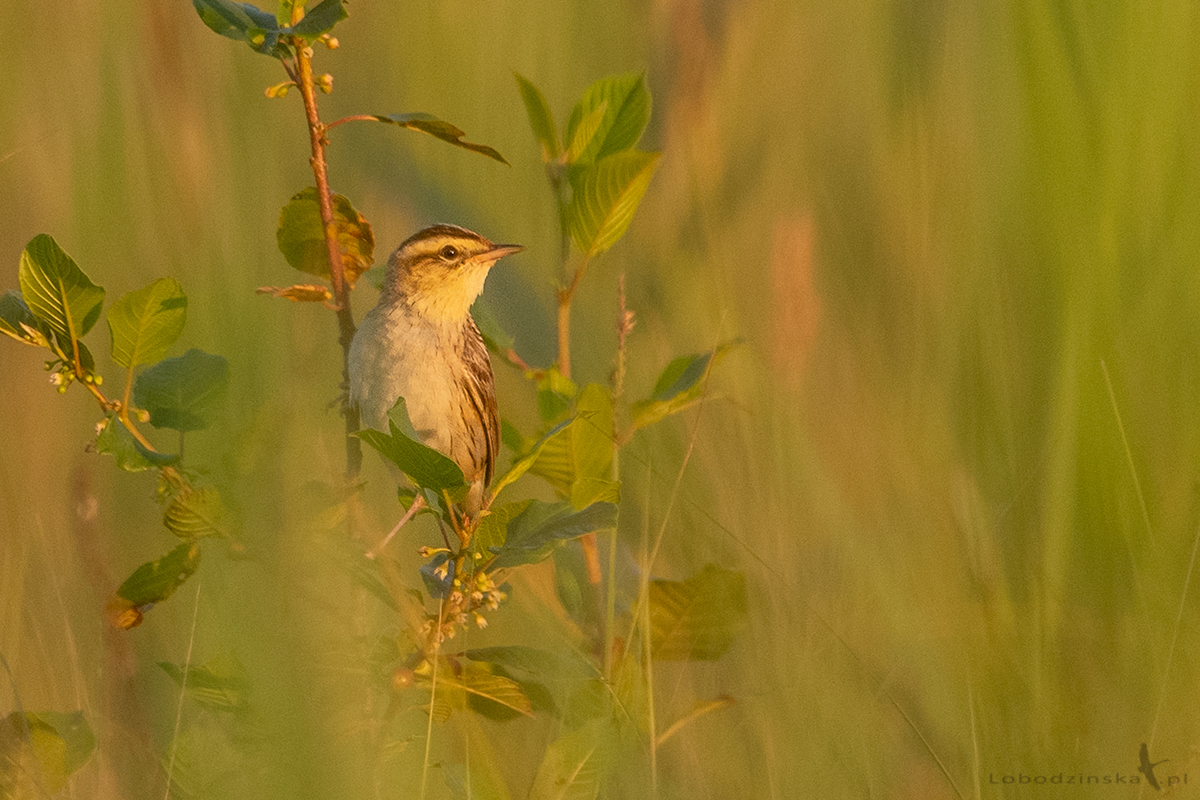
top-left (383, 224), bottom-right (522, 323)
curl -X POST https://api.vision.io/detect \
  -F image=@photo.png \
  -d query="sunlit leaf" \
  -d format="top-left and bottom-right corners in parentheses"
top-left (110, 542), bottom-right (201, 629)
top-left (488, 501), bottom-right (617, 569)
top-left (564, 103), bottom-right (608, 166)
top-left (526, 424), bottom-right (574, 497)
top-left (525, 385), bottom-right (618, 509)
top-left (648, 564), bottom-right (747, 660)
top-left (0, 291), bottom-right (53, 347)
top-left (255, 283), bottom-right (334, 303)
top-left (286, 0), bottom-right (346, 38)
top-left (563, 72), bottom-right (650, 166)
top-left (133, 349), bottom-right (230, 432)
top-left (514, 72), bottom-right (560, 162)
top-left (94, 415), bottom-right (179, 472)
top-left (107, 277), bottom-right (187, 370)
top-left (163, 485), bottom-right (228, 539)
top-left (570, 384), bottom-right (614, 491)
top-left (353, 397), bottom-right (467, 493)
top-left (473, 500), bottom-right (531, 555)
top-left (438, 661), bottom-right (534, 719)
top-left (370, 113), bottom-right (509, 165)
top-left (527, 720), bottom-right (612, 800)
top-left (0, 711), bottom-right (95, 795)
top-left (276, 187), bottom-right (375, 288)
top-left (537, 368), bottom-right (577, 422)
top-left (490, 418), bottom-right (577, 501)
top-left (158, 654), bottom-right (250, 715)
top-left (17, 234), bottom-right (105, 342)
top-left (275, 0), bottom-right (300, 25)
top-left (569, 477), bottom-right (620, 509)
top-left (567, 151), bottom-right (660, 258)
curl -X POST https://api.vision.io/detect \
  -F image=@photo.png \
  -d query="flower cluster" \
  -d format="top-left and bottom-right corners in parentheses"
top-left (420, 567), bottom-right (508, 648)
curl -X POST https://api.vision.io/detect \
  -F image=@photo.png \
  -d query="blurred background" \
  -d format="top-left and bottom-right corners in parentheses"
top-left (3, 0), bottom-right (1200, 797)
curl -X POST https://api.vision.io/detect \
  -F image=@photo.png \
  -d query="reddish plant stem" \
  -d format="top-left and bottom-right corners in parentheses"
top-left (292, 42), bottom-right (362, 479)
top-left (554, 256), bottom-right (604, 641)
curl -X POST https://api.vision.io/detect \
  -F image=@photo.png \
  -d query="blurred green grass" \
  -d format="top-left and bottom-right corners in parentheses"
top-left (2, 0), bottom-right (1200, 798)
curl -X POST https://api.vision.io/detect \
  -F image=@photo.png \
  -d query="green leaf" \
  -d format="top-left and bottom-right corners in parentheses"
top-left (527, 720), bottom-right (612, 800)
top-left (69, 339), bottom-right (96, 374)
top-left (353, 397), bottom-right (467, 492)
top-left (163, 485), bottom-right (228, 539)
top-left (94, 415), bottom-right (180, 472)
top-left (563, 102), bottom-right (608, 166)
top-left (567, 151), bottom-right (660, 258)
top-left (111, 542), bottom-right (201, 628)
top-left (158, 654), bottom-right (250, 715)
top-left (563, 72), bottom-right (651, 166)
top-left (473, 500), bottom-right (531, 555)
top-left (490, 418), bottom-right (577, 500)
top-left (525, 385), bottom-right (618, 508)
top-left (275, 0), bottom-right (300, 25)
top-left (500, 418), bottom-right (523, 452)
top-left (0, 291), bottom-right (53, 348)
top-left (569, 477), bottom-right (620, 510)
top-left (514, 73), bottom-right (560, 161)
top-left (553, 544), bottom-right (587, 623)
top-left (630, 341), bottom-right (738, 429)
top-left (17, 234), bottom-right (105, 342)
top-left (526, 421), bottom-right (575, 497)
top-left (488, 501), bottom-right (617, 569)
top-left (370, 113), bottom-right (509, 165)
top-left (191, 0), bottom-right (284, 55)
top-left (464, 646), bottom-right (596, 682)
top-left (570, 384), bottom-right (614, 489)
top-left (444, 662), bottom-right (534, 719)
top-left (107, 277), bottom-right (188, 370)
top-left (0, 711), bottom-right (95, 795)
top-left (537, 368), bottom-right (577, 422)
top-left (286, 0), bottom-right (346, 38)
top-left (133, 348), bottom-right (230, 432)
top-left (276, 187), bottom-right (375, 288)
top-left (648, 564), bottom-right (747, 660)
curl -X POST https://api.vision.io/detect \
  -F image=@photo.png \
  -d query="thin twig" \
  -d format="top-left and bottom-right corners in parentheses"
top-left (325, 114), bottom-right (383, 131)
top-left (291, 38), bottom-right (362, 481)
top-left (366, 495), bottom-right (427, 559)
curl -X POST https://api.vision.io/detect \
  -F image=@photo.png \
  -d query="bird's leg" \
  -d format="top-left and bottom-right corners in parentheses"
top-left (366, 494), bottom-right (427, 559)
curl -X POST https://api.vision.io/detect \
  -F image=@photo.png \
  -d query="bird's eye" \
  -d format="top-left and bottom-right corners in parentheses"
top-left (439, 245), bottom-right (459, 260)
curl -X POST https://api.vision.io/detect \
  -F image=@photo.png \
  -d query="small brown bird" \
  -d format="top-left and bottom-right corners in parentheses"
top-left (349, 224), bottom-right (522, 517)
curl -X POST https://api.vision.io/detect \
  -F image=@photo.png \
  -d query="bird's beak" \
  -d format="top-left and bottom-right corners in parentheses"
top-left (485, 243), bottom-right (524, 262)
